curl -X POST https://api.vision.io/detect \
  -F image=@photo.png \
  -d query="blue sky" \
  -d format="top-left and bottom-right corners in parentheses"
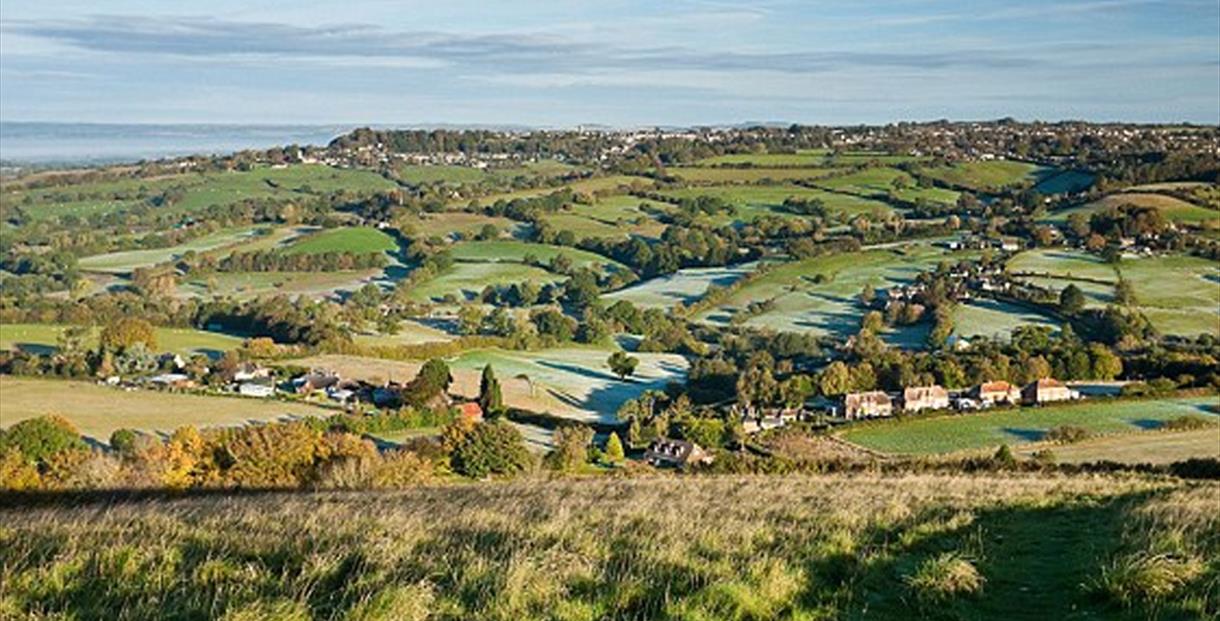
top-left (1, 0), bottom-right (1217, 125)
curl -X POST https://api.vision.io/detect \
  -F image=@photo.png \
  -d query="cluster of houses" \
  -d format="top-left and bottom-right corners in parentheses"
top-left (838, 377), bottom-right (1081, 420)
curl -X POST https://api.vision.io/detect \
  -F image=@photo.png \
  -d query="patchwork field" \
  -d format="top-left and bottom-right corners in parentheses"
top-left (352, 320), bottom-right (456, 346)
top-left (403, 211), bottom-right (525, 239)
top-left (0, 323), bottom-right (243, 357)
top-left (838, 396), bottom-right (1218, 456)
top-left (282, 226), bottom-right (397, 255)
top-left (0, 376), bottom-right (333, 441)
top-left (464, 175), bottom-right (650, 207)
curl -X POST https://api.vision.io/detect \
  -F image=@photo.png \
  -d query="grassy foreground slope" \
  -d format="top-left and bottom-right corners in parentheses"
top-left (1, 475), bottom-right (1215, 620)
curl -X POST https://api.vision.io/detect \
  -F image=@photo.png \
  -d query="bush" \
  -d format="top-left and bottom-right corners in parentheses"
top-left (604, 432), bottom-right (626, 465)
top-left (547, 424), bottom-right (593, 471)
top-left (0, 415), bottom-right (87, 464)
top-left (1160, 415), bottom-right (1213, 432)
top-left (109, 428), bottom-right (139, 455)
top-left (905, 552), bottom-right (985, 602)
top-left (452, 421), bottom-right (534, 478)
top-left (1043, 425), bottom-right (1090, 444)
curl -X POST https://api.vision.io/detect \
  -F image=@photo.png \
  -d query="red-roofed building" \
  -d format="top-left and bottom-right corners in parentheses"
top-left (458, 402), bottom-right (484, 422)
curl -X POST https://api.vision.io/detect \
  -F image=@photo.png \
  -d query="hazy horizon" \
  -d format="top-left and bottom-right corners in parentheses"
top-left (3, 1), bottom-right (1217, 127)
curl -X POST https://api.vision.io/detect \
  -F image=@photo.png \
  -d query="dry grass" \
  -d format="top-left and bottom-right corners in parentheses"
top-left (0, 473), bottom-right (1215, 619)
top-left (0, 376), bottom-right (333, 442)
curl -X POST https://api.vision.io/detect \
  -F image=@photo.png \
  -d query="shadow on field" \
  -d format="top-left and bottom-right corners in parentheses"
top-left (833, 491), bottom-right (1165, 621)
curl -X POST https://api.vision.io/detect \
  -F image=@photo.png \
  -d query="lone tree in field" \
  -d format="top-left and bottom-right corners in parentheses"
top-left (603, 432), bottom-right (626, 465)
top-left (478, 364), bottom-right (504, 416)
top-left (99, 317), bottom-right (157, 352)
top-left (608, 351), bottom-right (639, 381)
top-left (1059, 284), bottom-right (1087, 315)
top-left (1114, 279), bottom-right (1137, 306)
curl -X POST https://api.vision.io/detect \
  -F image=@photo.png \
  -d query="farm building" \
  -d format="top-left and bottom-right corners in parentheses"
top-left (458, 402), bottom-right (484, 422)
top-left (843, 391), bottom-right (893, 419)
top-left (238, 382), bottom-right (275, 398)
top-left (974, 381), bottom-right (1021, 405)
top-left (901, 386), bottom-right (950, 412)
top-left (644, 438), bottom-right (712, 468)
top-left (293, 372), bottom-right (340, 395)
top-left (1021, 378), bottom-right (1078, 405)
top-left (233, 362), bottom-right (271, 382)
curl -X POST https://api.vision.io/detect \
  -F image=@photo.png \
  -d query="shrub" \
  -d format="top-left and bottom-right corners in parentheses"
top-left (109, 428), bottom-right (139, 455)
top-left (0, 448), bottom-right (41, 490)
top-left (905, 552), bottom-right (986, 602)
top-left (1044, 425), bottom-right (1090, 444)
top-left (1160, 415), bottom-right (1213, 432)
top-left (547, 424), bottom-right (593, 471)
top-left (0, 415), bottom-right (86, 464)
top-left (452, 421), bottom-right (534, 478)
top-left (603, 432), bottom-right (626, 465)
top-left (1096, 552), bottom-right (1203, 605)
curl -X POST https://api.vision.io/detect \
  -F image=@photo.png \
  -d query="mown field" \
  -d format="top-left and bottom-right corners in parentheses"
top-left (0, 323), bottom-right (243, 357)
top-left (603, 263), bottom-right (757, 308)
top-left (448, 240), bottom-right (624, 270)
top-left (179, 269), bottom-right (384, 300)
top-left (284, 226), bottom-right (398, 255)
top-left (2, 474), bottom-right (1214, 620)
top-left (1016, 427), bottom-right (1220, 464)
top-left (919, 160), bottom-right (1047, 192)
top-left (404, 263), bottom-right (562, 303)
top-left (658, 184), bottom-right (896, 224)
top-left (0, 376), bottom-right (333, 441)
top-left (951, 299), bottom-right (1060, 341)
top-left (1045, 192), bottom-right (1219, 226)
top-left (78, 227), bottom-right (265, 273)
top-left (838, 395), bottom-right (1218, 456)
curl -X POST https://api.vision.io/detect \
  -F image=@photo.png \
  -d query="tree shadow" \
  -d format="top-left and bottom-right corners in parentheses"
top-left (1000, 427), bottom-right (1047, 442)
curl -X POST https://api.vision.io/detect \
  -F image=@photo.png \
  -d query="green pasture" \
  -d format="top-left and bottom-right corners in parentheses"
top-left (405, 263), bottom-right (563, 302)
top-left (658, 184), bottom-right (896, 224)
top-left (282, 226), bottom-right (397, 255)
top-left (448, 240), bottom-right (624, 270)
top-left (448, 347), bottom-right (688, 423)
top-left (603, 263), bottom-right (757, 308)
top-left (78, 227), bottom-right (266, 273)
top-left (919, 160), bottom-right (1047, 192)
top-left (0, 323), bottom-right (242, 357)
top-left (838, 396), bottom-right (1218, 455)
top-left (1043, 193), bottom-right (1219, 225)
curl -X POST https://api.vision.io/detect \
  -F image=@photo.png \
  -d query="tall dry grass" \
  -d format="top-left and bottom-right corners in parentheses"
top-left (1, 473), bottom-right (1215, 620)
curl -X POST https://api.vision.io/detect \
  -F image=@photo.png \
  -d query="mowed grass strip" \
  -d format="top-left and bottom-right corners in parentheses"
top-left (838, 396), bottom-right (1218, 455)
top-left (0, 376), bottom-right (333, 441)
top-left (282, 226), bottom-right (397, 255)
top-left (0, 323), bottom-right (243, 357)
